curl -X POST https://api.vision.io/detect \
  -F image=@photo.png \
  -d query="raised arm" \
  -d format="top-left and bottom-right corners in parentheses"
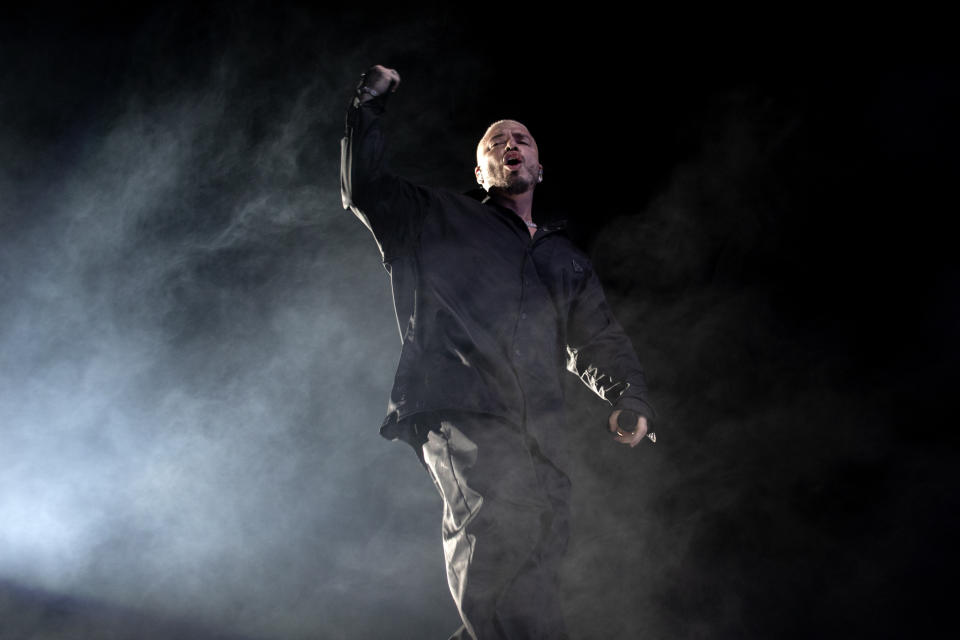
top-left (565, 262), bottom-right (656, 447)
top-left (340, 65), bottom-right (427, 261)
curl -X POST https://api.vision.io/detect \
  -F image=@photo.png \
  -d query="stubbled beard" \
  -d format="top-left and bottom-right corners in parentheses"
top-left (489, 172), bottom-right (533, 195)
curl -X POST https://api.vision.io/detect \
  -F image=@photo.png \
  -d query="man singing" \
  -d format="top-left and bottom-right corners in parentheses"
top-left (340, 64), bottom-right (656, 640)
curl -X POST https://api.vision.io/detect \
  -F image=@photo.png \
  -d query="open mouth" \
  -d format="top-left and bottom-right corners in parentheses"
top-left (503, 151), bottom-right (522, 167)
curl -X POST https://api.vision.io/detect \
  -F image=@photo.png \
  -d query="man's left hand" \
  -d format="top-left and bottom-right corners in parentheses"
top-left (608, 410), bottom-right (650, 448)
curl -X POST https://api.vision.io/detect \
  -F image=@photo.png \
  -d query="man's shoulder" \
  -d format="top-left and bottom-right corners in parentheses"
top-left (542, 226), bottom-right (587, 255)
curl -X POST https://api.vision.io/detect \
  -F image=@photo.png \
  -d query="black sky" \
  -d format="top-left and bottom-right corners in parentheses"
top-left (1, 3), bottom-right (957, 639)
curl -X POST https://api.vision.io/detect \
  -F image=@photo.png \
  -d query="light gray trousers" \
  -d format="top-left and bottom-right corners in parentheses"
top-left (412, 413), bottom-right (572, 640)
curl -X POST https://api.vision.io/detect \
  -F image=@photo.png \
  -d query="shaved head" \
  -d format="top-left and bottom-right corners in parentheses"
top-left (476, 119), bottom-right (535, 166)
top-left (474, 120), bottom-right (542, 195)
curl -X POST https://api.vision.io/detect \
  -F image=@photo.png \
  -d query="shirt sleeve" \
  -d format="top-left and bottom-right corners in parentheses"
top-left (565, 262), bottom-right (657, 422)
top-left (340, 92), bottom-right (430, 261)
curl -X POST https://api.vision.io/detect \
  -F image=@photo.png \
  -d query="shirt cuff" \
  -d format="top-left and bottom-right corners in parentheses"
top-left (613, 396), bottom-right (657, 423)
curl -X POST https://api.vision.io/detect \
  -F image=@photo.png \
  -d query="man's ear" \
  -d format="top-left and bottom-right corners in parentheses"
top-left (475, 166), bottom-right (484, 186)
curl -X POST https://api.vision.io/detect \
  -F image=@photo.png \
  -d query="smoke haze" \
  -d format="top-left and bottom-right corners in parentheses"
top-left (1, 4), bottom-right (956, 639)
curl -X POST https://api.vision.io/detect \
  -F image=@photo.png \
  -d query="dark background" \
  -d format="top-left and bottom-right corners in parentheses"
top-left (1, 3), bottom-right (956, 638)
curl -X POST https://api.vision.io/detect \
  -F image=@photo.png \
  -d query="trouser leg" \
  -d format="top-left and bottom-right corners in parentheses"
top-left (417, 413), bottom-right (571, 640)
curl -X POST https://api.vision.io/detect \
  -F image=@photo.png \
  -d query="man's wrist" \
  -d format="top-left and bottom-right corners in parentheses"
top-left (353, 74), bottom-right (387, 108)
top-left (356, 84), bottom-right (380, 103)
top-left (613, 397), bottom-right (656, 423)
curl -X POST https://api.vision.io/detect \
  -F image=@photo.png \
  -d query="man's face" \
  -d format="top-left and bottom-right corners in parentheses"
top-left (475, 120), bottom-right (542, 195)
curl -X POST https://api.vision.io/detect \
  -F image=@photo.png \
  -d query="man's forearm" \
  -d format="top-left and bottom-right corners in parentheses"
top-left (340, 97), bottom-right (384, 211)
top-left (339, 66), bottom-right (430, 262)
top-left (566, 268), bottom-right (656, 422)
top-left (340, 66), bottom-right (399, 211)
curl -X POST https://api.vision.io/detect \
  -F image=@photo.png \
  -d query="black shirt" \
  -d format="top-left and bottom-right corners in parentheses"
top-left (340, 93), bottom-right (655, 447)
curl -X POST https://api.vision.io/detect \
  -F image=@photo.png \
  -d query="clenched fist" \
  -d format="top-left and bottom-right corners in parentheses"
top-left (358, 65), bottom-right (401, 102)
top-left (608, 409), bottom-right (652, 448)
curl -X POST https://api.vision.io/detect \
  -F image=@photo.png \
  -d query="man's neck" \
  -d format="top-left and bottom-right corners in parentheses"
top-left (488, 189), bottom-right (534, 227)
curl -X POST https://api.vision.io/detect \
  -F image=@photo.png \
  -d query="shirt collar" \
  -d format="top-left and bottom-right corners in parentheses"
top-left (465, 189), bottom-right (567, 233)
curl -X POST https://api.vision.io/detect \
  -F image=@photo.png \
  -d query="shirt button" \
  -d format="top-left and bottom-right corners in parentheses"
top-left (514, 348), bottom-right (521, 356)
top-left (521, 313), bottom-right (527, 320)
